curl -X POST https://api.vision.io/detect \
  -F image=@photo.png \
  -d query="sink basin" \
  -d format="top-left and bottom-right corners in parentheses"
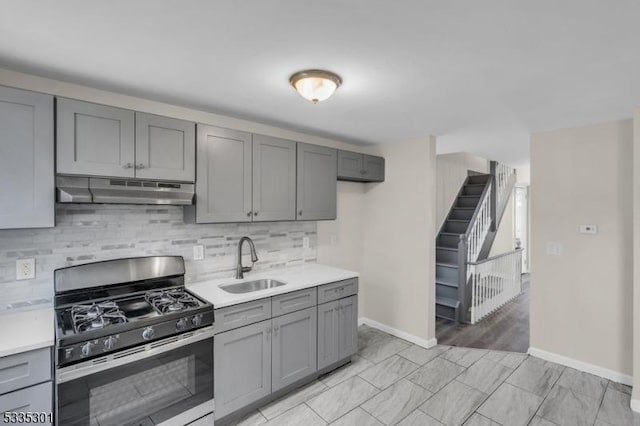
top-left (220, 279), bottom-right (286, 294)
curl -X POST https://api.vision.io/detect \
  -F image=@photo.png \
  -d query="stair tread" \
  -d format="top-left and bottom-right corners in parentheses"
top-left (436, 296), bottom-right (460, 308)
top-left (439, 232), bottom-right (462, 236)
top-left (436, 262), bottom-right (458, 268)
top-left (458, 195), bottom-right (481, 198)
top-left (453, 207), bottom-right (476, 210)
top-left (436, 279), bottom-right (458, 288)
top-left (447, 219), bottom-right (470, 223)
top-left (436, 246), bottom-right (457, 251)
top-left (464, 183), bottom-right (486, 187)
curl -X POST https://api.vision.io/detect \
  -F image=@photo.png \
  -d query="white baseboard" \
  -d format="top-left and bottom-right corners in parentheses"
top-left (630, 398), bottom-right (640, 413)
top-left (358, 317), bottom-right (437, 349)
top-left (528, 347), bottom-right (633, 386)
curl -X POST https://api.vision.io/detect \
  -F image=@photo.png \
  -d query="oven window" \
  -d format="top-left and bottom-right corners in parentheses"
top-left (57, 339), bottom-right (213, 426)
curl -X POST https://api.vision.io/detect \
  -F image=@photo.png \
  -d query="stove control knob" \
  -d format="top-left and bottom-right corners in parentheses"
top-left (103, 336), bottom-right (117, 350)
top-left (191, 314), bottom-right (203, 327)
top-left (142, 326), bottom-right (155, 340)
top-left (81, 342), bottom-right (94, 357)
top-left (176, 318), bottom-right (188, 331)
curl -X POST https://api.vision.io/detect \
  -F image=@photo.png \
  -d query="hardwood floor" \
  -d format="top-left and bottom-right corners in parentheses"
top-left (436, 275), bottom-right (530, 353)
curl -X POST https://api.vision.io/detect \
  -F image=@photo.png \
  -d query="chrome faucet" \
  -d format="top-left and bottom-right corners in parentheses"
top-left (236, 236), bottom-right (258, 279)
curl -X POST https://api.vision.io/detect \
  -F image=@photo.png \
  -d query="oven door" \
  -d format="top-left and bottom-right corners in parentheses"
top-left (56, 327), bottom-right (214, 426)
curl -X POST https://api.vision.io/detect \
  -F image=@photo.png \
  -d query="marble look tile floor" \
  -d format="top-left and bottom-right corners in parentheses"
top-left (230, 325), bottom-right (639, 426)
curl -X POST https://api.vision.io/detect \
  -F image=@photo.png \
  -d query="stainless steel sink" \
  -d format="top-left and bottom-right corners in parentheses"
top-left (220, 279), bottom-right (286, 294)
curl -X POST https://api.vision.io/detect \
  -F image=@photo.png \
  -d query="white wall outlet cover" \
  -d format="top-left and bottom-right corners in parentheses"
top-left (193, 245), bottom-right (205, 261)
top-left (579, 224), bottom-right (598, 235)
top-left (16, 258), bottom-right (35, 280)
top-left (302, 237), bottom-right (310, 249)
top-left (546, 242), bottom-right (563, 256)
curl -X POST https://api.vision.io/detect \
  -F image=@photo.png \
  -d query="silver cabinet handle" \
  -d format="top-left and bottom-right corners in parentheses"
top-left (247, 211), bottom-right (253, 217)
top-left (123, 163), bottom-right (133, 169)
top-left (254, 211), bottom-right (259, 216)
top-left (298, 210), bottom-right (303, 216)
top-left (136, 163), bottom-right (146, 169)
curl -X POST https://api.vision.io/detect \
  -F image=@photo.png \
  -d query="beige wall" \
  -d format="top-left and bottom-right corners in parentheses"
top-left (360, 137), bottom-right (437, 342)
top-left (436, 153), bottom-right (489, 230)
top-left (489, 192), bottom-right (515, 256)
top-left (633, 109), bottom-right (640, 406)
top-left (531, 119), bottom-right (633, 377)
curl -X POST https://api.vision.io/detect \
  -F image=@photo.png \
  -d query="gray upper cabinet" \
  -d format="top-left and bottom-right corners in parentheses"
top-left (190, 125), bottom-right (252, 223)
top-left (337, 150), bottom-right (385, 182)
top-left (0, 86), bottom-right (54, 229)
top-left (57, 98), bottom-right (135, 178)
top-left (296, 143), bottom-right (337, 221)
top-left (134, 112), bottom-right (195, 182)
top-left (271, 307), bottom-right (317, 392)
top-left (214, 320), bottom-right (272, 419)
top-left (252, 135), bottom-right (296, 221)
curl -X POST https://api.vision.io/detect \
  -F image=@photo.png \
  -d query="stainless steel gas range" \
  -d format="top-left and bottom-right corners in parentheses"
top-left (53, 256), bottom-right (214, 426)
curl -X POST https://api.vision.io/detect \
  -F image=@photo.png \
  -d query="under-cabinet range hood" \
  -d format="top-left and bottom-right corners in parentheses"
top-left (56, 176), bottom-right (195, 205)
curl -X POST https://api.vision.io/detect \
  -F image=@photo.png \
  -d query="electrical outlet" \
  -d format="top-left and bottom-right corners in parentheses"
top-left (579, 225), bottom-right (598, 235)
top-left (193, 245), bottom-right (204, 261)
top-left (16, 258), bottom-right (35, 280)
top-left (302, 237), bottom-right (310, 249)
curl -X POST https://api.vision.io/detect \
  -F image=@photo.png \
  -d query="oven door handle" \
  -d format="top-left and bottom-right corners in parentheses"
top-left (56, 325), bottom-right (215, 383)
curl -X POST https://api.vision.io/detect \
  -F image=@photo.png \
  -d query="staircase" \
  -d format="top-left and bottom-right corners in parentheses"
top-left (436, 174), bottom-right (490, 321)
top-left (435, 162), bottom-right (517, 323)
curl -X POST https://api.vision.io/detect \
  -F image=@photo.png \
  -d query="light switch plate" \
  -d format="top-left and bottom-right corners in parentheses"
top-left (579, 225), bottom-right (598, 235)
top-left (193, 245), bottom-right (204, 261)
top-left (546, 242), bottom-right (563, 256)
top-left (302, 237), bottom-right (310, 249)
top-left (16, 258), bottom-right (35, 280)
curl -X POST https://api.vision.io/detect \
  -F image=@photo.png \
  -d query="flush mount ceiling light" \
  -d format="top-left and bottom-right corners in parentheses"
top-left (289, 70), bottom-right (342, 104)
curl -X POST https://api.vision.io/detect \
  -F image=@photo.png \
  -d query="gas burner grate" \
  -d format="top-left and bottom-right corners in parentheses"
top-left (70, 301), bottom-right (128, 334)
top-left (145, 289), bottom-right (199, 314)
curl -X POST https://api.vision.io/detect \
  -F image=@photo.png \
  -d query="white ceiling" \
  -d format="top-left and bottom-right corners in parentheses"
top-left (1, 1), bottom-right (639, 167)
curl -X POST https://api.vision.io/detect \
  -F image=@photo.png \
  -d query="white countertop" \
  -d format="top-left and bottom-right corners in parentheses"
top-left (188, 263), bottom-right (358, 309)
top-left (0, 308), bottom-right (55, 358)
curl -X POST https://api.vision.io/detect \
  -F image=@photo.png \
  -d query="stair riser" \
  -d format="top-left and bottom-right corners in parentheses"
top-left (468, 175), bottom-right (490, 184)
top-left (436, 304), bottom-right (457, 321)
top-left (457, 197), bottom-right (480, 208)
top-left (449, 209), bottom-right (474, 220)
top-left (438, 234), bottom-right (459, 248)
top-left (436, 248), bottom-right (458, 264)
top-left (444, 221), bottom-right (469, 234)
top-left (436, 264), bottom-right (458, 282)
top-left (436, 284), bottom-right (458, 299)
top-left (462, 185), bottom-right (484, 196)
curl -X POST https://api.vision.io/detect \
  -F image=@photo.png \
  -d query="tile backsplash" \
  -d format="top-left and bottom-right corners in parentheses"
top-left (0, 205), bottom-right (317, 311)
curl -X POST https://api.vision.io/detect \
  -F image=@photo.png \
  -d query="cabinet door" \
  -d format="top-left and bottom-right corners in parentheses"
top-left (57, 98), bottom-right (135, 178)
top-left (296, 143), bottom-right (337, 221)
top-left (135, 112), bottom-right (195, 182)
top-left (0, 86), bottom-right (54, 229)
top-left (194, 125), bottom-right (252, 223)
top-left (363, 155), bottom-right (385, 182)
top-left (337, 150), bottom-right (364, 180)
top-left (214, 320), bottom-right (271, 419)
top-left (252, 135), bottom-right (296, 221)
top-left (317, 300), bottom-right (341, 370)
top-left (339, 296), bottom-right (358, 360)
top-left (271, 307), bottom-right (317, 392)
top-left (0, 382), bottom-right (52, 425)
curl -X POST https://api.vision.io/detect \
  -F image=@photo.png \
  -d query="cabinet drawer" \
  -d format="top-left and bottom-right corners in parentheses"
top-left (317, 278), bottom-right (358, 304)
top-left (214, 299), bottom-right (271, 333)
top-left (0, 382), bottom-right (52, 425)
top-left (272, 288), bottom-right (317, 317)
top-left (0, 348), bottom-right (51, 395)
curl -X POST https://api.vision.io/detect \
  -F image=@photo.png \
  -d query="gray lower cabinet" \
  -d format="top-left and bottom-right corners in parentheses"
top-left (318, 295), bottom-right (358, 370)
top-left (337, 150), bottom-right (385, 182)
top-left (189, 125), bottom-right (253, 223)
top-left (252, 134), bottom-right (296, 222)
top-left (271, 307), bottom-right (317, 392)
top-left (0, 382), bottom-right (52, 425)
top-left (296, 143), bottom-right (337, 221)
top-left (0, 86), bottom-right (54, 229)
top-left (214, 320), bottom-right (272, 419)
top-left (134, 112), bottom-right (195, 182)
top-left (57, 98), bottom-right (136, 178)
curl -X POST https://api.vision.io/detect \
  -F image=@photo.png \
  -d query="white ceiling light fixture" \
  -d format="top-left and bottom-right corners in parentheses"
top-left (289, 70), bottom-right (342, 104)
